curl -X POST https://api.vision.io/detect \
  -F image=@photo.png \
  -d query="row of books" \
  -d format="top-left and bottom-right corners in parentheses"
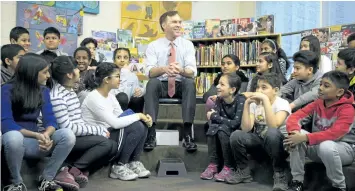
top-left (196, 70), bottom-right (255, 95)
top-left (195, 40), bottom-right (263, 66)
top-left (182, 15), bottom-right (274, 39)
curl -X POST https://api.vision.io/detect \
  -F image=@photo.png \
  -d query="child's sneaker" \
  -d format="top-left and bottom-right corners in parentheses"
top-left (128, 161), bottom-right (151, 178)
top-left (69, 167), bottom-right (89, 188)
top-left (54, 167), bottom-right (79, 191)
top-left (200, 163), bottom-right (217, 180)
top-left (214, 166), bottom-right (232, 182)
top-left (225, 167), bottom-right (253, 184)
top-left (3, 183), bottom-right (27, 191)
top-left (38, 179), bottom-right (63, 191)
top-left (110, 163), bottom-right (138, 181)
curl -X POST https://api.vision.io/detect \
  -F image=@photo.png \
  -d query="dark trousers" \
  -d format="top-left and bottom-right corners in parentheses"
top-left (116, 92), bottom-right (145, 113)
top-left (144, 78), bottom-right (196, 137)
top-left (109, 121), bottom-right (148, 164)
top-left (208, 131), bottom-right (234, 168)
top-left (67, 136), bottom-right (117, 172)
top-left (230, 128), bottom-right (289, 172)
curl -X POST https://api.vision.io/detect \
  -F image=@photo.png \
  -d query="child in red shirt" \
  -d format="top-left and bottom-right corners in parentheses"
top-left (285, 71), bottom-right (355, 191)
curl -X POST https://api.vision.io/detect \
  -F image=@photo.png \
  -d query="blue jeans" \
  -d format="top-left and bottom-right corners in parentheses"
top-left (2, 129), bottom-right (76, 185)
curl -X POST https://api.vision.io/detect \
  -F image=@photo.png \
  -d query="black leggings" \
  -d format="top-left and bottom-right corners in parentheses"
top-left (66, 136), bottom-right (117, 172)
top-left (116, 92), bottom-right (144, 113)
top-left (207, 131), bottom-right (234, 168)
top-left (109, 121), bottom-right (148, 164)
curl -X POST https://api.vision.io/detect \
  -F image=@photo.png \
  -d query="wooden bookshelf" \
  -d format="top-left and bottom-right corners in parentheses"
top-left (198, 64), bottom-right (257, 68)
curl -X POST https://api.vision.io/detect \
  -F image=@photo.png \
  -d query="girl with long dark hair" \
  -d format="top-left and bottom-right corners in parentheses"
top-left (247, 52), bottom-right (287, 92)
top-left (1, 53), bottom-right (75, 191)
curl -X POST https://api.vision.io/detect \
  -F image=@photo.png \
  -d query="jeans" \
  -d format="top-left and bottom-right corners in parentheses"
top-left (230, 128), bottom-right (289, 172)
top-left (2, 129), bottom-right (75, 184)
top-left (290, 131), bottom-right (355, 189)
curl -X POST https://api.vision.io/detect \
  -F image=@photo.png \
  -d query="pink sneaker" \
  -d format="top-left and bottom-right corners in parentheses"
top-left (200, 163), bottom-right (218, 180)
top-left (69, 167), bottom-right (89, 188)
top-left (54, 167), bottom-right (80, 191)
top-left (214, 166), bottom-right (232, 182)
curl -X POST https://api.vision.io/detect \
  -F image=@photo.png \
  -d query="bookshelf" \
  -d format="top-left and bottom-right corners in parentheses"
top-left (192, 33), bottom-right (282, 97)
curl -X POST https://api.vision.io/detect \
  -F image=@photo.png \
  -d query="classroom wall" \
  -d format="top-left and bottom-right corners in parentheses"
top-left (0, 1), bottom-right (246, 46)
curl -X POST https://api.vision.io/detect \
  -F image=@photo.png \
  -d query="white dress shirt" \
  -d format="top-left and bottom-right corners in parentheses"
top-left (144, 37), bottom-right (197, 81)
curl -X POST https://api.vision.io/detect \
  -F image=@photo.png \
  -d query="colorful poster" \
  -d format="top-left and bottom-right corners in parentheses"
top-left (28, 29), bottom-right (77, 55)
top-left (28, 1), bottom-right (99, 14)
top-left (92, 30), bottom-right (117, 63)
top-left (121, 1), bottom-right (160, 21)
top-left (17, 2), bottom-right (67, 32)
top-left (135, 36), bottom-right (150, 64)
top-left (117, 29), bottom-right (134, 48)
top-left (17, 2), bottom-right (83, 35)
top-left (121, 18), bottom-right (160, 40)
top-left (159, 1), bottom-right (192, 21)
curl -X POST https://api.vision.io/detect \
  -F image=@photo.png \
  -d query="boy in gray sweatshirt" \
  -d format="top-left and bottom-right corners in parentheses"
top-left (280, 50), bottom-right (323, 111)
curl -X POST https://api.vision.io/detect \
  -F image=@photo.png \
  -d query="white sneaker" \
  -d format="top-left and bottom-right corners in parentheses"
top-left (109, 164), bottom-right (138, 181)
top-left (128, 161), bottom-right (151, 178)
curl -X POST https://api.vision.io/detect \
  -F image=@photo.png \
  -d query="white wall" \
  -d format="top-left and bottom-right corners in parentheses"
top-left (0, 1), bottom-right (249, 45)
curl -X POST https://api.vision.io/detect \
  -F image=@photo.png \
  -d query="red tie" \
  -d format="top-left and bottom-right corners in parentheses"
top-left (168, 42), bottom-right (176, 98)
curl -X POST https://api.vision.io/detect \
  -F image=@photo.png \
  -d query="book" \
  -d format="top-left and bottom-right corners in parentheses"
top-left (135, 36), bottom-right (150, 63)
top-left (256, 15), bottom-right (274, 34)
top-left (205, 19), bottom-right (221, 38)
top-left (182, 20), bottom-right (194, 39)
top-left (194, 39), bottom-right (263, 66)
top-left (92, 30), bottom-right (117, 62)
top-left (193, 20), bottom-right (206, 39)
top-left (117, 29), bottom-right (134, 48)
top-left (220, 19), bottom-right (234, 37)
top-left (236, 18), bottom-right (256, 36)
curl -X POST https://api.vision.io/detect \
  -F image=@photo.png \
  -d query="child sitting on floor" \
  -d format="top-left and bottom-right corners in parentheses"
top-left (280, 50), bottom-right (323, 111)
top-left (285, 71), bottom-right (355, 191)
top-left (228, 73), bottom-right (291, 191)
top-left (200, 73), bottom-right (246, 182)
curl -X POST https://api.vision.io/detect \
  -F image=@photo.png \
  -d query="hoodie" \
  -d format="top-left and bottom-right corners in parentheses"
top-left (286, 91), bottom-right (355, 145)
top-left (110, 68), bottom-right (145, 100)
top-left (280, 70), bottom-right (323, 110)
top-left (202, 70), bottom-right (249, 102)
top-left (1, 65), bottom-right (13, 84)
top-left (37, 49), bottom-right (68, 56)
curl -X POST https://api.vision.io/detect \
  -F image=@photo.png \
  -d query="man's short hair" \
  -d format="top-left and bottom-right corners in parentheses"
top-left (159, 11), bottom-right (179, 32)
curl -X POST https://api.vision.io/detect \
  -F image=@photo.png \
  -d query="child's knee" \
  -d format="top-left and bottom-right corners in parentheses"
top-left (318, 141), bottom-right (337, 157)
top-left (230, 130), bottom-right (245, 144)
top-left (2, 131), bottom-right (24, 150)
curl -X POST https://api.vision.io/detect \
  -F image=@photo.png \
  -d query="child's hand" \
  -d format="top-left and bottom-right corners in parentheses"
top-left (133, 88), bottom-right (143, 97)
top-left (206, 109), bottom-right (216, 120)
top-left (145, 114), bottom-right (153, 127)
top-left (209, 95), bottom-right (217, 102)
top-left (87, 66), bottom-right (97, 70)
top-left (242, 92), bottom-right (254, 98)
top-left (284, 131), bottom-right (308, 147)
top-left (249, 92), bottom-right (268, 102)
